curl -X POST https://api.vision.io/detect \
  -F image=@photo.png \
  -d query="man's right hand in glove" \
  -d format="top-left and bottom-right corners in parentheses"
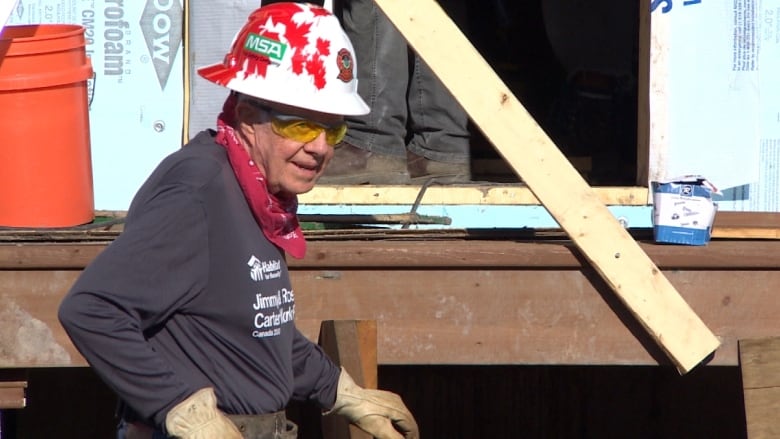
top-left (327, 367), bottom-right (419, 439)
top-left (165, 387), bottom-right (242, 439)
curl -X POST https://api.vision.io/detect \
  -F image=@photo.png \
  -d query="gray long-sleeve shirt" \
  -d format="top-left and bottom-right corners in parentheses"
top-left (58, 131), bottom-right (340, 428)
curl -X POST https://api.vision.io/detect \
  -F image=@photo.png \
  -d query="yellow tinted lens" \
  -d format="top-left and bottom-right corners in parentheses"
top-left (325, 123), bottom-right (347, 146)
top-left (274, 120), bottom-right (320, 143)
top-left (271, 119), bottom-right (346, 146)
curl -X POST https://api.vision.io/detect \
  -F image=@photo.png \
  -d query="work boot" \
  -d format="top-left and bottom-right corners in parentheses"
top-left (407, 151), bottom-right (471, 183)
top-left (320, 142), bottom-right (410, 184)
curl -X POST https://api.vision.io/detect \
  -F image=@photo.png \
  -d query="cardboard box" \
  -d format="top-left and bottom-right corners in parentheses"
top-left (652, 176), bottom-right (718, 245)
top-left (7, 0), bottom-right (185, 210)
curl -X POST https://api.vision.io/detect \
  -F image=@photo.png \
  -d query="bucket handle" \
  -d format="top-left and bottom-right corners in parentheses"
top-left (86, 69), bottom-right (96, 109)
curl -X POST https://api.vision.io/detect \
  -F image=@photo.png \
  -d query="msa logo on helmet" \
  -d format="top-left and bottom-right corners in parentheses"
top-left (244, 33), bottom-right (287, 62)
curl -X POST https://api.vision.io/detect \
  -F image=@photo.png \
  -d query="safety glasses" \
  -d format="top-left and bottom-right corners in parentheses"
top-left (247, 101), bottom-right (347, 146)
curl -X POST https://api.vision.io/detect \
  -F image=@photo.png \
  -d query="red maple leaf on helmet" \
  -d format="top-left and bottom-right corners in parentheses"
top-left (285, 21), bottom-right (312, 50)
top-left (286, 21), bottom-right (313, 77)
top-left (285, 20), bottom-right (332, 89)
top-left (315, 36), bottom-right (331, 57)
top-left (306, 57), bottom-right (326, 89)
top-left (311, 7), bottom-right (330, 18)
top-left (307, 37), bottom-right (331, 89)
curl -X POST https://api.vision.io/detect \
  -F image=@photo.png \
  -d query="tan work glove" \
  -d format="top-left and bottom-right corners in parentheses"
top-left (328, 367), bottom-right (419, 439)
top-left (164, 387), bottom-right (242, 439)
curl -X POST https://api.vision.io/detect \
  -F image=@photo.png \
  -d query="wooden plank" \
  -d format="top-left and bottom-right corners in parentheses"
top-left (373, 0), bottom-right (720, 373)
top-left (637, 0), bottom-right (651, 186)
top-left (5, 239), bottom-right (780, 270)
top-left (714, 212), bottom-right (780, 229)
top-left (740, 337), bottom-right (780, 438)
top-left (740, 338), bottom-right (780, 390)
top-left (297, 240), bottom-right (780, 270)
top-left (711, 212), bottom-right (780, 240)
top-left (301, 185), bottom-right (648, 206)
top-left (0, 381), bottom-right (27, 409)
top-left (295, 269), bottom-right (774, 367)
top-left (711, 228), bottom-right (780, 240)
top-left (0, 270), bottom-right (83, 368)
top-left (0, 239), bottom-right (776, 369)
top-left (0, 265), bottom-right (778, 368)
top-left (319, 320), bottom-right (377, 439)
top-left (318, 320), bottom-right (378, 389)
top-left (0, 243), bottom-right (107, 269)
top-left (300, 213), bottom-right (452, 226)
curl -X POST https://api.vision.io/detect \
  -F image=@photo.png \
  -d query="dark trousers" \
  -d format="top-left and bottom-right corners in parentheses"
top-left (340, 0), bottom-right (471, 164)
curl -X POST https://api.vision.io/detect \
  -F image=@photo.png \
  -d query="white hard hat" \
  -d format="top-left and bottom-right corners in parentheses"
top-left (198, 2), bottom-right (369, 116)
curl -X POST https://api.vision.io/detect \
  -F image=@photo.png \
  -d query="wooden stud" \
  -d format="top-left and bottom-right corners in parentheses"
top-left (637, 0), bottom-right (651, 185)
top-left (318, 320), bottom-right (377, 439)
top-left (0, 381), bottom-right (27, 409)
top-left (740, 337), bottom-right (780, 438)
top-left (373, 0), bottom-right (719, 373)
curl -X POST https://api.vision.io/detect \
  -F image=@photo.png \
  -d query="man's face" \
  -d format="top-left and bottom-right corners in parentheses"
top-left (241, 101), bottom-right (341, 196)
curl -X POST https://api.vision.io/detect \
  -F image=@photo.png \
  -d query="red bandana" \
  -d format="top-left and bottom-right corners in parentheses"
top-left (214, 93), bottom-right (306, 259)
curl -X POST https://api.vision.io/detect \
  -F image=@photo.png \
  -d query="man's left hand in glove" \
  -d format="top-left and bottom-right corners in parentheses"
top-left (326, 367), bottom-right (419, 439)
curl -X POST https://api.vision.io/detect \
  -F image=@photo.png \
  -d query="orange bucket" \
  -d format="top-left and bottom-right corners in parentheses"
top-left (0, 24), bottom-right (94, 228)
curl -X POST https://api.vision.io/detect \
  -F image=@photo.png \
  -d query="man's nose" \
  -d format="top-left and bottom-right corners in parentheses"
top-left (304, 132), bottom-right (331, 155)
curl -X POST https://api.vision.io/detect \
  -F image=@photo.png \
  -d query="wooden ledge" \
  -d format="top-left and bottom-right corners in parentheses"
top-left (300, 185), bottom-right (648, 206)
top-left (2, 238), bottom-right (779, 270)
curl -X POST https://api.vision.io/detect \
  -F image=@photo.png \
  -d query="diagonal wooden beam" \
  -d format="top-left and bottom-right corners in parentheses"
top-left (373, 0), bottom-right (719, 373)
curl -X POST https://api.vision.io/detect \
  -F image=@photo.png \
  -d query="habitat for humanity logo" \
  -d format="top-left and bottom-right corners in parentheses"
top-left (140, 0), bottom-right (182, 90)
top-left (247, 255), bottom-right (283, 282)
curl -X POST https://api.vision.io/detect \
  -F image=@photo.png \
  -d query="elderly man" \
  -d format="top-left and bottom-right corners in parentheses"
top-left (58, 3), bottom-right (418, 438)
